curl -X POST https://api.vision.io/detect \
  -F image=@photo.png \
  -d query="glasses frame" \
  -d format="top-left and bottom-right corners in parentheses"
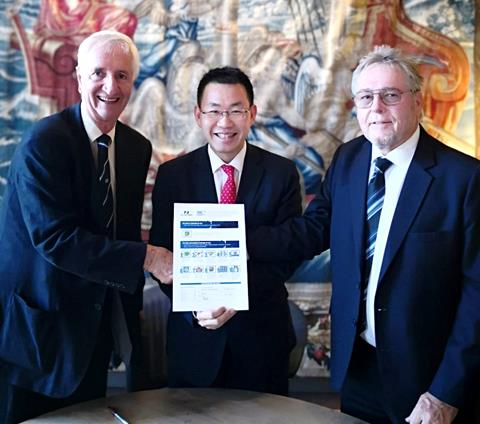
top-left (352, 88), bottom-right (419, 109)
top-left (200, 108), bottom-right (251, 120)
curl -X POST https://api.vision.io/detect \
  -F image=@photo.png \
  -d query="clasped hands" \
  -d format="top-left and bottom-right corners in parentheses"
top-left (144, 245), bottom-right (236, 329)
top-left (144, 244), bottom-right (173, 283)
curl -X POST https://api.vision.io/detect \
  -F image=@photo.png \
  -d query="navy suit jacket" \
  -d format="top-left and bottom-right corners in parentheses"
top-left (0, 104), bottom-right (151, 397)
top-left (248, 128), bottom-right (480, 418)
top-left (149, 143), bottom-right (301, 389)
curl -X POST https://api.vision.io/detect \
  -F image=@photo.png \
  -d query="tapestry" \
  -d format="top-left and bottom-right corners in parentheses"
top-left (0, 0), bottom-right (476, 377)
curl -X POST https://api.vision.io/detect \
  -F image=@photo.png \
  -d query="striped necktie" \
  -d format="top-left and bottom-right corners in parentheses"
top-left (95, 134), bottom-right (114, 237)
top-left (220, 164), bottom-right (237, 204)
top-left (360, 157), bottom-right (392, 332)
top-left (96, 135), bottom-right (132, 363)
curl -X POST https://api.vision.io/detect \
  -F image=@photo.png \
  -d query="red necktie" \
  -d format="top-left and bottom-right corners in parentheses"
top-left (220, 164), bottom-right (236, 204)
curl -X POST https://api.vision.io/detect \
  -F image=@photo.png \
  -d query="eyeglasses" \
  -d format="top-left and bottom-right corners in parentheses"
top-left (352, 88), bottom-right (418, 108)
top-left (200, 109), bottom-right (250, 120)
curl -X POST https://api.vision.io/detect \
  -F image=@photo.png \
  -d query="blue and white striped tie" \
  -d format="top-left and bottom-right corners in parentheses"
top-left (96, 135), bottom-right (131, 363)
top-left (361, 157), bottom-right (392, 331)
top-left (364, 157), bottom-right (392, 275)
top-left (96, 134), bottom-right (114, 236)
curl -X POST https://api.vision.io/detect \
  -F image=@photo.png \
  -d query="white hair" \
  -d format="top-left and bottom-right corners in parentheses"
top-left (77, 30), bottom-right (140, 79)
top-left (351, 45), bottom-right (423, 95)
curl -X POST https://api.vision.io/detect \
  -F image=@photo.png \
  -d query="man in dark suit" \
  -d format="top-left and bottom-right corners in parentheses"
top-left (149, 67), bottom-right (302, 395)
top-left (248, 46), bottom-right (480, 423)
top-left (0, 30), bottom-right (172, 423)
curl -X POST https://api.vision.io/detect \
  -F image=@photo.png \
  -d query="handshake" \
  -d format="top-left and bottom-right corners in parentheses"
top-left (143, 244), bottom-right (173, 284)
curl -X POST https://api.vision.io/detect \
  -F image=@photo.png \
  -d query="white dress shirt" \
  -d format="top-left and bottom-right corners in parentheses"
top-left (207, 142), bottom-right (247, 200)
top-left (362, 126), bottom-right (420, 346)
top-left (81, 103), bottom-right (117, 236)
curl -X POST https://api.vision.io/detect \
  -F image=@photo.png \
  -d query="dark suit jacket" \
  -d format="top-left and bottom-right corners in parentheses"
top-left (248, 128), bottom-right (480, 419)
top-left (149, 143), bottom-right (301, 392)
top-left (0, 103), bottom-right (151, 397)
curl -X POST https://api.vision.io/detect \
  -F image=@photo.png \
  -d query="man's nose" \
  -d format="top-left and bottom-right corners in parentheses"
top-left (217, 112), bottom-right (234, 125)
top-left (370, 93), bottom-right (386, 112)
top-left (103, 74), bottom-right (118, 92)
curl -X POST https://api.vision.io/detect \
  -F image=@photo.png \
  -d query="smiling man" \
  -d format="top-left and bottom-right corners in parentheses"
top-left (0, 30), bottom-right (172, 423)
top-left (149, 67), bottom-right (302, 395)
top-left (247, 46), bottom-right (480, 423)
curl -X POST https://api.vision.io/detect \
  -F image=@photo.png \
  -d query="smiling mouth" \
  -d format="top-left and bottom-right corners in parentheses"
top-left (97, 96), bottom-right (120, 103)
top-left (214, 132), bottom-right (237, 140)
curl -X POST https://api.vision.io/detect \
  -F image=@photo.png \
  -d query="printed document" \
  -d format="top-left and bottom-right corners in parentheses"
top-left (172, 203), bottom-right (249, 312)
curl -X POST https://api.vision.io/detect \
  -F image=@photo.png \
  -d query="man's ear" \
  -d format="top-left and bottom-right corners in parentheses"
top-left (414, 90), bottom-right (423, 120)
top-left (76, 67), bottom-right (82, 94)
top-left (193, 105), bottom-right (202, 128)
top-left (249, 104), bottom-right (258, 122)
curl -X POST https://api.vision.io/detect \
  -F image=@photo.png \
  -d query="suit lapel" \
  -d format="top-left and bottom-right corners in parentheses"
top-left (236, 144), bottom-right (264, 217)
top-left (68, 104), bottom-right (105, 231)
top-left (70, 104), bottom-right (95, 178)
top-left (379, 130), bottom-right (435, 281)
top-left (349, 140), bottom-right (372, 276)
top-left (192, 145), bottom-right (218, 203)
top-left (114, 122), bottom-right (135, 201)
top-left (67, 104), bottom-right (96, 205)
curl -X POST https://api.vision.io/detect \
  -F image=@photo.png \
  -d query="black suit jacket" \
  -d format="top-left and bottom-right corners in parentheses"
top-left (149, 143), bottom-right (302, 391)
top-left (0, 103), bottom-right (151, 397)
top-left (248, 128), bottom-right (480, 419)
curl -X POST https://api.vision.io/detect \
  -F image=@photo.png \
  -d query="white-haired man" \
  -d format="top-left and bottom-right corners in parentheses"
top-left (248, 46), bottom-right (480, 423)
top-left (0, 30), bottom-right (171, 423)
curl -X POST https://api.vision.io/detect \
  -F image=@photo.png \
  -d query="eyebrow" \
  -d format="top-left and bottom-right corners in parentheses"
top-left (89, 67), bottom-right (130, 76)
top-left (357, 86), bottom-right (399, 92)
top-left (205, 101), bottom-right (244, 108)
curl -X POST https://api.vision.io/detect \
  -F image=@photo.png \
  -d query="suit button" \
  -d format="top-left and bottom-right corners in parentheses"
top-left (356, 283), bottom-right (361, 290)
top-left (94, 303), bottom-right (102, 311)
top-left (352, 319), bottom-right (357, 327)
top-left (377, 307), bottom-right (387, 312)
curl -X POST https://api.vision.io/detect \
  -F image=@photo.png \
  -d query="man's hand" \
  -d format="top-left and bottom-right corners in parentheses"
top-left (406, 392), bottom-right (458, 424)
top-left (196, 307), bottom-right (236, 330)
top-left (144, 244), bottom-right (173, 283)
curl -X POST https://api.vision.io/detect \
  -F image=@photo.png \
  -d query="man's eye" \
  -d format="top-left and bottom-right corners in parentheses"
top-left (359, 93), bottom-right (373, 101)
top-left (230, 110), bottom-right (244, 116)
top-left (90, 70), bottom-right (104, 80)
top-left (117, 72), bottom-right (129, 80)
top-left (206, 110), bottom-right (220, 117)
top-left (384, 91), bottom-right (400, 100)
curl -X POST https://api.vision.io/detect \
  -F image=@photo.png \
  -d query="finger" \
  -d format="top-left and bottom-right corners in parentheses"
top-left (196, 311), bottom-right (212, 320)
top-left (210, 306), bottom-right (227, 317)
top-left (197, 313), bottom-right (229, 329)
top-left (223, 309), bottom-right (237, 322)
top-left (197, 318), bottom-right (220, 329)
top-left (152, 270), bottom-right (172, 284)
top-left (197, 307), bottom-right (226, 320)
top-left (203, 309), bottom-right (236, 328)
top-left (405, 409), bottom-right (421, 424)
top-left (161, 275), bottom-right (173, 284)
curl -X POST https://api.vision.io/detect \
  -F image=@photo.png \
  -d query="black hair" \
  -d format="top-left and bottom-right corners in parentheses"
top-left (197, 66), bottom-right (254, 106)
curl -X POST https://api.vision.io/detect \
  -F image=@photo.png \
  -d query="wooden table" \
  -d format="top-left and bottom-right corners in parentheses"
top-left (23, 388), bottom-right (367, 423)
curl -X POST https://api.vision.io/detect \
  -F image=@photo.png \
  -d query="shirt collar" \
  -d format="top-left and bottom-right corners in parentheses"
top-left (371, 125), bottom-right (420, 167)
top-left (207, 142), bottom-right (247, 173)
top-left (80, 102), bottom-right (116, 144)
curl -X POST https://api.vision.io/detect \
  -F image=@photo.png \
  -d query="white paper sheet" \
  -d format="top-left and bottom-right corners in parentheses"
top-left (172, 203), bottom-right (249, 312)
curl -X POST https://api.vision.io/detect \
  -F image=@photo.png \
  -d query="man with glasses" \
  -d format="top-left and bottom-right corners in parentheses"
top-left (247, 46), bottom-right (480, 423)
top-left (149, 67), bottom-right (302, 394)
